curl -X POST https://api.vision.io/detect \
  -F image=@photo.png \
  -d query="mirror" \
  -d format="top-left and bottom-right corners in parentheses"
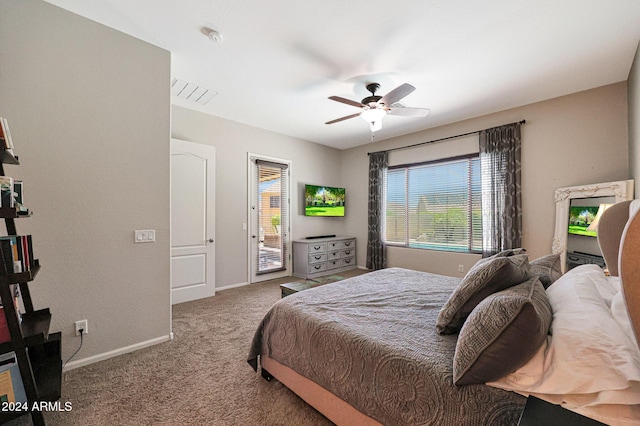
top-left (553, 180), bottom-right (634, 272)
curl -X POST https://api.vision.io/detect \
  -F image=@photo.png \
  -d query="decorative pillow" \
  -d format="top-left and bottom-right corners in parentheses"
top-left (530, 253), bottom-right (563, 288)
top-left (488, 265), bottom-right (640, 407)
top-left (487, 248), bottom-right (527, 258)
top-left (474, 248), bottom-right (527, 268)
top-left (453, 276), bottom-right (552, 385)
top-left (436, 254), bottom-right (531, 334)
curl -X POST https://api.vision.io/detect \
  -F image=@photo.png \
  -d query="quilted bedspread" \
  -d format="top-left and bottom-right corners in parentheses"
top-left (248, 267), bottom-right (525, 425)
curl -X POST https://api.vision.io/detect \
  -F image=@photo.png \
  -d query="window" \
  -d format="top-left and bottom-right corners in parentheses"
top-left (385, 155), bottom-right (482, 252)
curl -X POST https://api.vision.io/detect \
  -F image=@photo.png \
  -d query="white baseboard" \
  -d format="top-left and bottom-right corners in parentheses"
top-left (63, 334), bottom-right (172, 372)
top-left (215, 281), bottom-right (249, 291)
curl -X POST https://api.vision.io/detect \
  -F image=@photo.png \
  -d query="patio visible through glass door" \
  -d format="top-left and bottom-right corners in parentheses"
top-left (249, 156), bottom-right (290, 282)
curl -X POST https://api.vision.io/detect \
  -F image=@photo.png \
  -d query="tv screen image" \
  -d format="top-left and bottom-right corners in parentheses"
top-left (568, 206), bottom-right (599, 237)
top-left (305, 185), bottom-right (345, 217)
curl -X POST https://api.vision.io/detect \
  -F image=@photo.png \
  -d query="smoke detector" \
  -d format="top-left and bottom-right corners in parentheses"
top-left (203, 27), bottom-right (223, 43)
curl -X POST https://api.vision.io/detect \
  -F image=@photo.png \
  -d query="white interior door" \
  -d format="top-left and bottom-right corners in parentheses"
top-left (171, 139), bottom-right (215, 304)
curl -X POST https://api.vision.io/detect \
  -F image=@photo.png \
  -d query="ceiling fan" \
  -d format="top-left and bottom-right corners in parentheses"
top-left (325, 82), bottom-right (430, 132)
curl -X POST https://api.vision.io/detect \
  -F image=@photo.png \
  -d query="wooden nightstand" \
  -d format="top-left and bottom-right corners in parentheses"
top-left (518, 396), bottom-right (606, 425)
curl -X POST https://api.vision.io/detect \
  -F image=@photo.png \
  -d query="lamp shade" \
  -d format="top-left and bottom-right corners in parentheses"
top-left (360, 107), bottom-right (387, 132)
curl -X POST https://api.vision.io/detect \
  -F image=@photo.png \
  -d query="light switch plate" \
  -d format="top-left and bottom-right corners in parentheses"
top-left (134, 229), bottom-right (156, 243)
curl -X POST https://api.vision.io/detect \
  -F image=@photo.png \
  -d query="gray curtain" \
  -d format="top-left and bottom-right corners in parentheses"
top-left (366, 151), bottom-right (388, 270)
top-left (479, 123), bottom-right (522, 257)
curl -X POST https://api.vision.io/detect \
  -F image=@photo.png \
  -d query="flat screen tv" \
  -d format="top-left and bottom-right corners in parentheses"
top-left (305, 185), bottom-right (345, 217)
top-left (568, 206), bottom-right (599, 237)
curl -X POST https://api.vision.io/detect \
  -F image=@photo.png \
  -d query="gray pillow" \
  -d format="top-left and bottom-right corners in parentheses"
top-left (530, 253), bottom-right (563, 288)
top-left (474, 248), bottom-right (527, 268)
top-left (436, 254), bottom-right (531, 334)
top-left (453, 276), bottom-right (552, 385)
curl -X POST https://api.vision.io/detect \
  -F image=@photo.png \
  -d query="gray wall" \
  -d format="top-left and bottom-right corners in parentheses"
top-left (0, 1), bottom-right (171, 364)
top-left (0, 0), bottom-right (635, 368)
top-left (341, 82), bottom-right (630, 277)
top-left (630, 41), bottom-right (640, 186)
top-left (171, 106), bottom-right (347, 289)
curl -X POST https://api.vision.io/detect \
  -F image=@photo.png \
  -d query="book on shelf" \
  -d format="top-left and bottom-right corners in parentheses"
top-left (0, 118), bottom-right (14, 154)
top-left (0, 178), bottom-right (28, 213)
top-left (0, 236), bottom-right (34, 275)
top-left (0, 279), bottom-right (22, 326)
top-left (0, 308), bottom-right (9, 344)
top-left (0, 353), bottom-right (27, 404)
top-left (0, 177), bottom-right (13, 208)
top-left (12, 181), bottom-right (22, 206)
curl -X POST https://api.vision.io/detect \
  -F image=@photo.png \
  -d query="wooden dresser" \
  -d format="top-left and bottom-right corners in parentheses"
top-left (293, 236), bottom-right (356, 279)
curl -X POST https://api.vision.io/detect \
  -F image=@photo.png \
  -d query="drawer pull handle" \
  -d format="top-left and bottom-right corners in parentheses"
top-left (314, 246), bottom-right (321, 250)
top-left (314, 265), bottom-right (322, 270)
top-left (314, 256), bottom-right (321, 260)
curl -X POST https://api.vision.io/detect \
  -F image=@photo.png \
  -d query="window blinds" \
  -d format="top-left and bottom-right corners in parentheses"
top-left (253, 158), bottom-right (289, 274)
top-left (385, 155), bottom-right (482, 252)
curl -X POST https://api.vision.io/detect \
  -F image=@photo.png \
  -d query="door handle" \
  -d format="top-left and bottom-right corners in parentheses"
top-left (208, 238), bottom-right (214, 243)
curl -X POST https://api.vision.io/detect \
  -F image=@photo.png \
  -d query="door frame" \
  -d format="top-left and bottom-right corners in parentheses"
top-left (247, 153), bottom-right (292, 283)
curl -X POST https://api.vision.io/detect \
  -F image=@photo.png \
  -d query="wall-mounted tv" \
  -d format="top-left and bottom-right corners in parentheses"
top-left (568, 206), bottom-right (599, 237)
top-left (305, 185), bottom-right (345, 217)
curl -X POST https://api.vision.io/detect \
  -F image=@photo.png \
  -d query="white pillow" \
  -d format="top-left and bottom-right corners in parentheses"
top-left (488, 264), bottom-right (640, 406)
top-left (612, 291), bottom-right (636, 342)
top-left (596, 275), bottom-right (621, 308)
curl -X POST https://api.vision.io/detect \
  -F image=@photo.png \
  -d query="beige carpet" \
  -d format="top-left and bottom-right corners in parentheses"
top-left (18, 269), bottom-right (367, 425)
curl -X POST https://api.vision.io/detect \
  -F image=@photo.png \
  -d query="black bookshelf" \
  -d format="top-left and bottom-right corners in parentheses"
top-left (0, 138), bottom-right (60, 426)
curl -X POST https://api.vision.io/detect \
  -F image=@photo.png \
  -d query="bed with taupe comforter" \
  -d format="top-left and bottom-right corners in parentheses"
top-left (248, 267), bottom-right (525, 425)
top-left (250, 201), bottom-right (640, 425)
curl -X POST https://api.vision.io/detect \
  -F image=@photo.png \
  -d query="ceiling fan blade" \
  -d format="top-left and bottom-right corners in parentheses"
top-left (388, 107), bottom-right (430, 117)
top-left (380, 83), bottom-right (416, 106)
top-left (325, 112), bottom-right (361, 125)
top-left (328, 95), bottom-right (364, 108)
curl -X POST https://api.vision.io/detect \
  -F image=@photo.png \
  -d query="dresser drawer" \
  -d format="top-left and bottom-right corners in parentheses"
top-left (308, 262), bottom-right (327, 274)
top-left (309, 253), bottom-right (327, 264)
top-left (328, 250), bottom-right (340, 260)
top-left (327, 259), bottom-right (341, 270)
top-left (341, 239), bottom-right (355, 249)
top-left (341, 248), bottom-right (355, 258)
top-left (308, 243), bottom-right (327, 254)
top-left (341, 257), bottom-right (355, 267)
top-left (328, 241), bottom-right (342, 250)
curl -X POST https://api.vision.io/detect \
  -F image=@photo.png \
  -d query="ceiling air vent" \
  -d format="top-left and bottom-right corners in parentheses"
top-left (171, 78), bottom-right (217, 105)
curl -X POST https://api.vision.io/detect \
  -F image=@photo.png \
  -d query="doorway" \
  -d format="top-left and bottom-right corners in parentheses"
top-left (248, 154), bottom-right (291, 283)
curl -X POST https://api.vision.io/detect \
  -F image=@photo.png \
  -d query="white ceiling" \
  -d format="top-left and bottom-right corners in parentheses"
top-left (45, 0), bottom-right (640, 150)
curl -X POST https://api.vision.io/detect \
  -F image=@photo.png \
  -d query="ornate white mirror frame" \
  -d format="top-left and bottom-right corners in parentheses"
top-left (553, 179), bottom-right (634, 271)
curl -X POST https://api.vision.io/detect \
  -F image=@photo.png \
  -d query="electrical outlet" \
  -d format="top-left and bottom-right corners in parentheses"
top-left (458, 265), bottom-right (464, 273)
top-left (75, 319), bottom-right (88, 336)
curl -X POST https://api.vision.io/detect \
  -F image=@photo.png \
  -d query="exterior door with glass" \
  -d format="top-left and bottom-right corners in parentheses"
top-left (248, 154), bottom-right (291, 283)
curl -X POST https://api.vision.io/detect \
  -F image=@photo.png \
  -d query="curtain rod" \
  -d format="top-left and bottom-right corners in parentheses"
top-left (367, 119), bottom-right (526, 155)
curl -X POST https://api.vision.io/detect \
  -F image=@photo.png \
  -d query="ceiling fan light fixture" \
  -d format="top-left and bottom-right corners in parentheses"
top-left (360, 107), bottom-right (387, 132)
top-left (326, 82), bottom-right (427, 133)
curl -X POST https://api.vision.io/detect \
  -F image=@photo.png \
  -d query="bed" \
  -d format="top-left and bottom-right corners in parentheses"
top-left (248, 200), bottom-right (640, 425)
